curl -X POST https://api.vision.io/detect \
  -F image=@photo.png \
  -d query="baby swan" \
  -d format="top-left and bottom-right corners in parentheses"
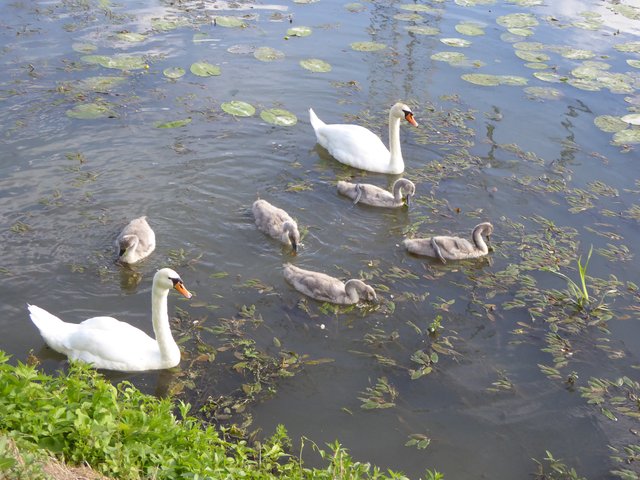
top-left (403, 222), bottom-right (494, 263)
top-left (337, 178), bottom-right (416, 208)
top-left (283, 263), bottom-right (377, 305)
top-left (116, 216), bottom-right (156, 264)
top-left (252, 199), bottom-right (300, 253)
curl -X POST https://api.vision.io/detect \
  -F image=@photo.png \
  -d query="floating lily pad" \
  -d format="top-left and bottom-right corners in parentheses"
top-left (440, 38), bottom-right (471, 47)
top-left (227, 44), bottom-right (256, 54)
top-left (613, 129), bottom-right (640, 145)
top-left (151, 18), bottom-right (187, 31)
top-left (524, 62), bottom-right (549, 70)
top-left (214, 16), bottom-right (246, 28)
top-left (614, 41), bottom-right (640, 53)
top-left (254, 46), bottom-right (285, 61)
top-left (524, 86), bottom-right (563, 100)
top-left (567, 78), bottom-right (601, 91)
top-left (155, 118), bottom-right (192, 129)
top-left (398, 3), bottom-right (439, 12)
top-left (345, 2), bottom-right (366, 12)
top-left (594, 115), bottom-right (629, 132)
top-left (221, 101), bottom-right (256, 117)
top-left (406, 26), bottom-right (440, 35)
top-left (193, 33), bottom-right (211, 43)
top-left (515, 50), bottom-right (549, 62)
top-left (163, 67), bottom-right (185, 79)
top-left (66, 103), bottom-right (115, 119)
top-left (75, 76), bottom-right (126, 92)
top-left (508, 27), bottom-right (535, 37)
top-left (300, 58), bottom-right (332, 72)
top-left (190, 62), bottom-right (221, 76)
top-left (72, 42), bottom-right (97, 53)
top-left (533, 71), bottom-right (566, 83)
top-left (513, 41), bottom-right (545, 51)
top-left (287, 26), bottom-right (312, 37)
top-left (461, 73), bottom-right (501, 86)
top-left (260, 108), bottom-right (297, 126)
top-left (82, 54), bottom-right (147, 70)
top-left (351, 41), bottom-right (386, 51)
top-left (431, 51), bottom-right (467, 63)
top-left (455, 0), bottom-right (495, 5)
top-left (559, 48), bottom-right (595, 60)
top-left (497, 13), bottom-right (539, 29)
top-left (499, 75), bottom-right (528, 86)
top-left (627, 59), bottom-right (640, 69)
top-left (116, 32), bottom-right (146, 42)
top-left (621, 114), bottom-right (640, 126)
top-left (455, 22), bottom-right (485, 36)
top-left (394, 13), bottom-right (423, 21)
top-left (507, 0), bottom-right (543, 5)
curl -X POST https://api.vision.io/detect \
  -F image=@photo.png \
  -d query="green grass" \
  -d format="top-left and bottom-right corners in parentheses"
top-left (0, 351), bottom-right (439, 479)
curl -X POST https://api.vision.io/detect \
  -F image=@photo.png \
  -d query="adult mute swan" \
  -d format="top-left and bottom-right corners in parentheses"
top-left (337, 178), bottom-right (416, 208)
top-left (283, 263), bottom-right (377, 305)
top-left (252, 199), bottom-right (300, 253)
top-left (116, 216), bottom-right (156, 264)
top-left (28, 268), bottom-right (192, 372)
top-left (403, 222), bottom-right (494, 263)
top-left (309, 102), bottom-right (418, 174)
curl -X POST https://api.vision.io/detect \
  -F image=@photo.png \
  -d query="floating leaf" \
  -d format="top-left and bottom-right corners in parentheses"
top-left (440, 37), bottom-right (471, 47)
top-left (155, 118), bottom-right (192, 129)
top-left (72, 42), bottom-right (97, 53)
top-left (300, 58), bottom-right (332, 72)
top-left (214, 16), bottom-right (246, 28)
top-left (151, 18), bottom-right (187, 31)
top-left (513, 41), bottom-right (544, 51)
top-left (627, 59), bottom-right (640, 69)
top-left (507, 27), bottom-right (534, 37)
top-left (524, 62), bottom-right (549, 70)
top-left (515, 50), bottom-right (549, 62)
top-left (394, 13), bottom-right (423, 21)
top-left (497, 13), bottom-right (538, 29)
top-left (524, 86), bottom-right (563, 100)
top-left (344, 2), bottom-right (366, 12)
top-left (254, 46), bottom-right (285, 61)
top-left (500, 75), bottom-right (528, 86)
top-left (461, 73), bottom-right (501, 86)
top-left (260, 108), bottom-right (298, 126)
top-left (533, 71), bottom-right (566, 83)
top-left (227, 44), bottom-right (256, 55)
top-left (614, 41), bottom-right (640, 53)
top-left (74, 76), bottom-right (126, 92)
top-left (190, 62), bottom-right (221, 77)
top-left (82, 54), bottom-right (147, 70)
top-left (406, 26), bottom-right (440, 35)
top-left (116, 32), bottom-right (146, 42)
top-left (431, 51), bottom-right (467, 63)
top-left (287, 26), bottom-right (312, 37)
top-left (567, 78), bottom-right (601, 91)
top-left (621, 114), bottom-right (640, 126)
top-left (163, 67), bottom-right (185, 79)
top-left (559, 48), bottom-right (595, 60)
top-left (351, 41), bottom-right (386, 51)
top-left (398, 3), bottom-right (439, 12)
top-left (66, 103), bottom-right (116, 119)
top-left (455, 22), bottom-right (485, 36)
top-left (613, 129), bottom-right (640, 145)
top-left (221, 101), bottom-right (256, 117)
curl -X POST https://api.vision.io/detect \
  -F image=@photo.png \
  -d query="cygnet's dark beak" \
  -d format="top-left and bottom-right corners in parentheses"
top-left (405, 193), bottom-right (412, 208)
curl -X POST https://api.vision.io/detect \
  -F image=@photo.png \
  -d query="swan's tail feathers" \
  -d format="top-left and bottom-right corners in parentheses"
top-left (309, 108), bottom-right (325, 132)
top-left (28, 304), bottom-right (65, 335)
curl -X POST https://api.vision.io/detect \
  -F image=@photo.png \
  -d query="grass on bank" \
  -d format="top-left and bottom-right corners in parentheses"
top-left (0, 351), bottom-right (441, 480)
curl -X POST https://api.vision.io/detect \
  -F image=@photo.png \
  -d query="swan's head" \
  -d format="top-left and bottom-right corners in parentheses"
top-left (118, 234), bottom-right (139, 260)
top-left (282, 221), bottom-right (300, 253)
top-left (395, 178), bottom-right (416, 207)
top-left (347, 280), bottom-right (378, 303)
top-left (475, 222), bottom-right (494, 238)
top-left (392, 103), bottom-right (419, 127)
top-left (154, 268), bottom-right (193, 298)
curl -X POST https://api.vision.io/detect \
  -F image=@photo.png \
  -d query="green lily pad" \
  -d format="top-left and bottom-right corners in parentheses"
top-left (440, 38), bottom-right (471, 47)
top-left (533, 71), bottom-right (566, 83)
top-left (560, 48), bottom-right (595, 59)
top-left (72, 42), bottom-right (97, 53)
top-left (260, 108), bottom-right (298, 126)
top-left (613, 129), bottom-right (640, 145)
top-left (254, 46), bottom-right (285, 61)
top-left (151, 18), bottom-right (187, 31)
top-left (406, 26), bottom-right (440, 35)
top-left (193, 33), bottom-right (211, 43)
top-left (214, 16), bottom-right (246, 28)
top-left (228, 44), bottom-right (256, 55)
top-left (300, 58), bottom-right (332, 72)
top-left (499, 75), bottom-right (528, 86)
top-left (431, 51), bottom-right (467, 63)
top-left (568, 78), bottom-right (601, 91)
top-left (524, 62), bottom-right (549, 70)
top-left (594, 115), bottom-right (630, 132)
top-left (394, 13), bottom-right (423, 21)
top-left (524, 86), bottom-right (563, 100)
top-left (507, 27), bottom-right (535, 37)
top-left (455, 22), bottom-right (485, 36)
top-left (627, 59), bottom-right (640, 69)
top-left (75, 76), bottom-right (126, 92)
top-left (163, 67), bottom-right (185, 79)
top-left (515, 50), bottom-right (549, 62)
top-left (497, 13), bottom-right (539, 29)
top-left (116, 32), bottom-right (146, 42)
top-left (614, 41), bottom-right (640, 53)
top-left (513, 41), bottom-right (545, 51)
top-left (190, 62), bottom-right (221, 77)
top-left (66, 103), bottom-right (116, 119)
top-left (398, 3), bottom-right (439, 12)
top-left (461, 73), bottom-right (501, 86)
top-left (345, 2), bottom-right (366, 12)
top-left (155, 118), bottom-right (192, 129)
top-left (287, 26), bottom-right (312, 37)
top-left (351, 41), bottom-right (386, 51)
top-left (221, 101), bottom-right (256, 117)
top-left (621, 114), bottom-right (640, 126)
top-left (82, 54), bottom-right (147, 70)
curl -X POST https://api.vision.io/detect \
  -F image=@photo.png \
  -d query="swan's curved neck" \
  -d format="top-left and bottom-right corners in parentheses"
top-left (472, 228), bottom-right (489, 254)
top-left (344, 280), bottom-right (363, 303)
top-left (388, 112), bottom-right (404, 172)
top-left (151, 286), bottom-right (179, 364)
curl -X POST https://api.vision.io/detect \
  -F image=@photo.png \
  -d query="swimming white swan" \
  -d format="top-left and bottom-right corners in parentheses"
top-left (116, 216), bottom-right (156, 264)
top-left (252, 199), bottom-right (300, 252)
top-left (28, 268), bottom-right (192, 372)
top-left (309, 102), bottom-right (418, 174)
top-left (337, 178), bottom-right (416, 208)
top-left (283, 263), bottom-right (377, 305)
top-left (403, 222), bottom-right (494, 263)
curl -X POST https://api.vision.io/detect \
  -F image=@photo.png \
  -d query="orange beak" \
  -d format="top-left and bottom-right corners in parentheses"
top-left (405, 112), bottom-right (418, 127)
top-left (174, 281), bottom-right (193, 299)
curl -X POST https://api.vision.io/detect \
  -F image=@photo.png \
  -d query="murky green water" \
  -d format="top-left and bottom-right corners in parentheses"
top-left (2, 0), bottom-right (640, 478)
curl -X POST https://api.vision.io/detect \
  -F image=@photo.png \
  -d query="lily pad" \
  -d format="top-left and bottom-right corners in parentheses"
top-left (287, 26), bottom-right (312, 37)
top-left (163, 67), bottom-right (185, 79)
top-left (455, 0), bottom-right (495, 5)
top-left (513, 41), bottom-right (545, 51)
top-left (499, 75), bottom-right (528, 86)
top-left (440, 38), bottom-right (471, 47)
top-left (190, 62), bottom-right (221, 77)
top-left (116, 32), bottom-right (146, 42)
top-left (221, 101), bottom-right (256, 117)
top-left (627, 59), bottom-right (640, 69)
top-left (613, 129), bottom-right (640, 145)
top-left (524, 62), bottom-right (549, 70)
top-left (533, 71), bottom-right (566, 83)
top-left (524, 86), bottom-right (563, 100)
top-left (515, 50), bottom-right (549, 62)
top-left (455, 22), bottom-right (485, 36)
top-left (351, 41), bottom-right (386, 51)
top-left (151, 18), bottom-right (187, 31)
top-left (345, 3), bottom-right (366, 12)
top-left (214, 16), bottom-right (246, 28)
top-left (497, 13), bottom-right (538, 29)
top-left (594, 115), bottom-right (629, 133)
top-left (82, 54), bottom-right (147, 70)
top-left (260, 108), bottom-right (298, 126)
top-left (507, 27), bottom-right (535, 37)
top-left (559, 48), bottom-right (595, 60)
top-left (72, 42), bottom-right (97, 53)
top-left (300, 58), bottom-right (332, 72)
top-left (431, 51), bottom-right (467, 63)
top-left (394, 13), bottom-right (423, 21)
top-left (155, 118), bottom-right (192, 129)
top-left (567, 78), bottom-right (601, 91)
top-left (66, 103), bottom-right (116, 119)
top-left (614, 41), bottom-right (640, 54)
top-left (398, 4), bottom-right (439, 12)
top-left (621, 114), bottom-right (640, 126)
top-left (254, 46), bottom-right (285, 61)
top-left (406, 26), bottom-right (440, 35)
top-left (228, 44), bottom-right (256, 55)
top-left (461, 73), bottom-right (501, 86)
top-left (75, 76), bottom-right (126, 92)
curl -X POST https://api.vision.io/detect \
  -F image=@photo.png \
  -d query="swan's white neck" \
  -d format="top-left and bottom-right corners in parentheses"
top-left (388, 112), bottom-right (404, 173)
top-left (151, 285), bottom-right (179, 366)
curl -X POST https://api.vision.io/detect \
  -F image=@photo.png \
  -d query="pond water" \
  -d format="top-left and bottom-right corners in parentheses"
top-left (2, 0), bottom-right (640, 478)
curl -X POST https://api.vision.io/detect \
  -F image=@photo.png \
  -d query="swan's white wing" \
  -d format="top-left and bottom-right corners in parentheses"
top-left (317, 124), bottom-right (390, 170)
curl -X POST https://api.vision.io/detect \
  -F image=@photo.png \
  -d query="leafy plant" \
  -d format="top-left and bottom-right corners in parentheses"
top-left (532, 450), bottom-right (586, 479)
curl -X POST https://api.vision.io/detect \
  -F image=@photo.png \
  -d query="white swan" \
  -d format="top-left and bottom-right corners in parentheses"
top-left (403, 222), bottom-right (494, 263)
top-left (337, 178), bottom-right (416, 208)
top-left (309, 102), bottom-right (418, 174)
top-left (252, 199), bottom-right (300, 252)
top-left (283, 263), bottom-right (377, 305)
top-left (28, 268), bottom-right (192, 372)
top-left (116, 216), bottom-right (156, 264)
